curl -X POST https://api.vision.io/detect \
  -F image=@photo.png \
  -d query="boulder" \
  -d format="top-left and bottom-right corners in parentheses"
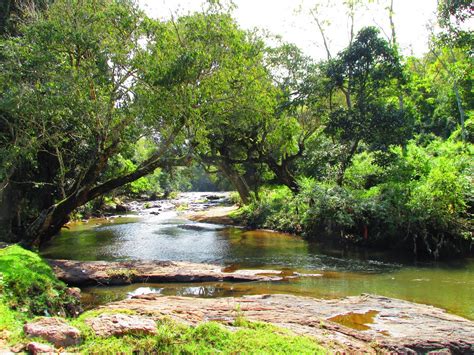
top-left (24, 318), bottom-right (81, 348)
top-left (27, 342), bottom-right (55, 354)
top-left (86, 313), bottom-right (157, 337)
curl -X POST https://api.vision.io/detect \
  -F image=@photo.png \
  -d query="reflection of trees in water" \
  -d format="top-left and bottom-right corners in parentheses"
top-left (177, 286), bottom-right (220, 297)
top-left (172, 283), bottom-right (261, 298)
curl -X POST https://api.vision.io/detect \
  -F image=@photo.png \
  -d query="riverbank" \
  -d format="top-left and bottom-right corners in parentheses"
top-left (0, 245), bottom-right (326, 353)
top-left (45, 256), bottom-right (474, 353)
top-left (99, 293), bottom-right (474, 353)
top-left (3, 245), bottom-right (474, 353)
top-left (40, 192), bottom-right (474, 322)
top-left (8, 192), bottom-right (469, 353)
top-left (227, 182), bottom-right (474, 260)
top-left (0, 246), bottom-right (474, 354)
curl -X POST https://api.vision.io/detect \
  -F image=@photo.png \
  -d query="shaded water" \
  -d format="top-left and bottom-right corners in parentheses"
top-left (41, 194), bottom-right (474, 320)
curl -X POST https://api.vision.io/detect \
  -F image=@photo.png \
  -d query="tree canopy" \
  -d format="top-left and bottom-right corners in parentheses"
top-left (0, 0), bottom-right (472, 257)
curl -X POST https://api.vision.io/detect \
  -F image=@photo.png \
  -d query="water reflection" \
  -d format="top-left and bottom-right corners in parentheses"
top-left (41, 208), bottom-right (474, 320)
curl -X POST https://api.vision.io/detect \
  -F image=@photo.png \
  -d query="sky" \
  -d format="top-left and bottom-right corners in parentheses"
top-left (138, 0), bottom-right (440, 60)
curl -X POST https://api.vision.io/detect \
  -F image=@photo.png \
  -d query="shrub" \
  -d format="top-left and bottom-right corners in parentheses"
top-left (237, 138), bottom-right (473, 258)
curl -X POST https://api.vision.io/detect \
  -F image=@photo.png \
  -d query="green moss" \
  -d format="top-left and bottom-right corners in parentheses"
top-left (0, 245), bottom-right (79, 318)
top-left (75, 308), bottom-right (138, 322)
top-left (176, 203), bottom-right (189, 211)
top-left (0, 302), bottom-right (24, 338)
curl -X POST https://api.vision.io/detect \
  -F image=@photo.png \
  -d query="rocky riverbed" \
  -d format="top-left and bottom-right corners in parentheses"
top-left (36, 192), bottom-right (474, 353)
top-left (93, 293), bottom-right (474, 353)
top-left (45, 259), bottom-right (474, 353)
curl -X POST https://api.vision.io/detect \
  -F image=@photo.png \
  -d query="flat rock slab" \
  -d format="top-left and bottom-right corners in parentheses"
top-left (47, 259), bottom-right (320, 286)
top-left (185, 205), bottom-right (239, 225)
top-left (24, 318), bottom-right (81, 348)
top-left (86, 313), bottom-right (157, 337)
top-left (99, 293), bottom-right (474, 354)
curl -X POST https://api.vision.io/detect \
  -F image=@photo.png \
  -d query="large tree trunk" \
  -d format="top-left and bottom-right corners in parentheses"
top-left (266, 158), bottom-right (300, 194)
top-left (23, 125), bottom-right (186, 246)
top-left (217, 161), bottom-right (251, 204)
top-left (25, 155), bottom-right (188, 247)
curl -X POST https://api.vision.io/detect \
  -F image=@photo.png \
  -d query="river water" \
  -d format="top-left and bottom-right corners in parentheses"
top-left (40, 193), bottom-right (474, 320)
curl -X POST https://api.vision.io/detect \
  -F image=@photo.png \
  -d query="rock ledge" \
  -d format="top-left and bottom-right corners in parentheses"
top-left (99, 293), bottom-right (474, 354)
top-left (47, 259), bottom-right (320, 286)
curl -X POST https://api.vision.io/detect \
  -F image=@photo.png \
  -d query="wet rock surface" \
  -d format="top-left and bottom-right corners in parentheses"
top-left (47, 259), bottom-right (313, 286)
top-left (127, 192), bottom-right (233, 215)
top-left (23, 318), bottom-right (81, 348)
top-left (98, 293), bottom-right (474, 354)
top-left (86, 313), bottom-right (157, 337)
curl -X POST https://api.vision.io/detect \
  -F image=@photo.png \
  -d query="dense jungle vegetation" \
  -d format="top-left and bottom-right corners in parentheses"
top-left (0, 0), bottom-right (472, 258)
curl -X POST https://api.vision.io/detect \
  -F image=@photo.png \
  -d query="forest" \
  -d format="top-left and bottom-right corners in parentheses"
top-left (0, 0), bottom-right (473, 353)
top-left (1, 0), bottom-right (472, 258)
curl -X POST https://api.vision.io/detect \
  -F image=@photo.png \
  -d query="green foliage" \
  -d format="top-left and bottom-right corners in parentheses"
top-left (0, 245), bottom-right (80, 317)
top-left (239, 137), bottom-right (473, 258)
top-left (0, 301), bottom-right (23, 337)
top-left (236, 186), bottom-right (295, 230)
top-left (0, 0), bottom-right (53, 35)
top-left (406, 46), bottom-right (473, 139)
top-left (344, 152), bottom-right (383, 189)
top-left (324, 27), bottom-right (412, 183)
top-left (438, 0), bottom-right (473, 27)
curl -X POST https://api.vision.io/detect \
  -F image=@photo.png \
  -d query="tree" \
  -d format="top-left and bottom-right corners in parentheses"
top-left (0, 0), bottom-right (53, 35)
top-left (324, 27), bottom-right (411, 185)
top-left (0, 0), bottom-right (218, 245)
top-left (0, 0), bottom-right (153, 244)
top-left (438, 0), bottom-right (473, 27)
top-left (433, 0), bottom-right (473, 142)
top-left (406, 45), bottom-right (472, 140)
top-left (257, 44), bottom-right (328, 193)
top-left (171, 12), bottom-right (279, 203)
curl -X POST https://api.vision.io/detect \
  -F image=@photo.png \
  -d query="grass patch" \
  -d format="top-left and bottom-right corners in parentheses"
top-left (70, 318), bottom-right (325, 354)
top-left (0, 245), bottom-right (79, 318)
top-left (175, 203), bottom-right (189, 211)
top-left (0, 301), bottom-right (24, 344)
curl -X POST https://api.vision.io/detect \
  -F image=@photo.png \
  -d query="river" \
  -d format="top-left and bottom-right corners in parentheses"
top-left (40, 192), bottom-right (474, 320)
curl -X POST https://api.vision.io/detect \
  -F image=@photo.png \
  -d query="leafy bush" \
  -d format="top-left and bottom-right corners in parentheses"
top-left (238, 138), bottom-right (473, 258)
top-left (235, 185), bottom-right (303, 233)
